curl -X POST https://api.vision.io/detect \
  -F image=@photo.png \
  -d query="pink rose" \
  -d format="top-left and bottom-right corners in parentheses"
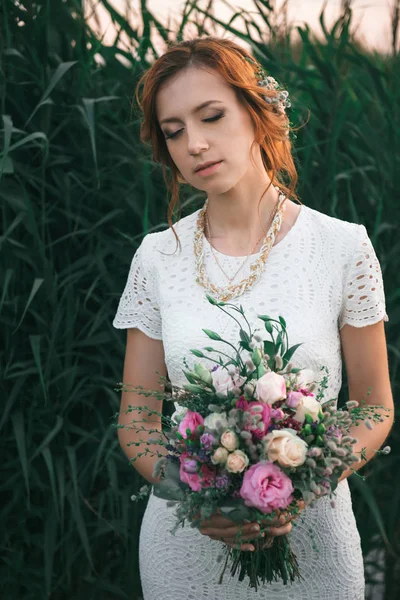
top-left (240, 461), bottom-right (294, 514)
top-left (285, 391), bottom-right (303, 409)
top-left (178, 410), bottom-right (204, 439)
top-left (179, 453), bottom-right (201, 491)
top-left (271, 408), bottom-right (285, 421)
top-left (255, 372), bottom-right (287, 404)
top-left (182, 458), bottom-right (198, 473)
top-left (244, 401), bottom-right (271, 437)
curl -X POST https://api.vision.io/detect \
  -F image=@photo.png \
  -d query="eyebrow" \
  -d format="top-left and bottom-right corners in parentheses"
top-left (159, 100), bottom-right (224, 125)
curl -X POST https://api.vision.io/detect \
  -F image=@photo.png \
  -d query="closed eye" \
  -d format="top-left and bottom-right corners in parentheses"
top-left (164, 111), bottom-right (225, 140)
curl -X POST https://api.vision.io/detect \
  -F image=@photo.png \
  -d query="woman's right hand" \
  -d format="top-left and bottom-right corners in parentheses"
top-left (198, 508), bottom-right (294, 552)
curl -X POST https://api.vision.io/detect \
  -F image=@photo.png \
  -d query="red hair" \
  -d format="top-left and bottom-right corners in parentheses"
top-left (135, 36), bottom-right (303, 251)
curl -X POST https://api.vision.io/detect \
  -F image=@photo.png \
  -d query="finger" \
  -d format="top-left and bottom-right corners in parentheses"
top-left (200, 524), bottom-right (263, 543)
top-left (199, 514), bottom-right (235, 529)
top-left (200, 520), bottom-right (262, 538)
top-left (266, 522), bottom-right (293, 537)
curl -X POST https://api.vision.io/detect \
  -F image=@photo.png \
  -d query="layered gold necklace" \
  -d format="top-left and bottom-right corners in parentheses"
top-left (194, 187), bottom-right (287, 302)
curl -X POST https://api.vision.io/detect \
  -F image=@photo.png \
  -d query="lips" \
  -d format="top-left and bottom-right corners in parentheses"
top-left (195, 160), bottom-right (222, 172)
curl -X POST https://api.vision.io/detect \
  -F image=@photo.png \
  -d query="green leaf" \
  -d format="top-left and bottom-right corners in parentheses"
top-left (263, 340), bottom-right (275, 356)
top-left (239, 329), bottom-right (250, 344)
top-left (11, 411), bottom-right (30, 502)
top-left (41, 448), bottom-right (60, 521)
top-left (32, 416), bottom-right (64, 461)
top-left (0, 114), bottom-right (13, 182)
top-left (283, 343), bottom-right (303, 362)
top-left (29, 334), bottom-right (48, 405)
top-left (43, 506), bottom-right (57, 596)
top-left (350, 475), bottom-right (392, 550)
top-left (12, 278), bottom-right (44, 334)
top-left (25, 61), bottom-right (77, 126)
top-left (239, 341), bottom-right (252, 352)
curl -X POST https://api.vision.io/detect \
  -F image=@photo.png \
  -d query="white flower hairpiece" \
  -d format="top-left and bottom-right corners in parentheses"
top-left (244, 56), bottom-right (291, 115)
top-left (258, 76), bottom-right (291, 114)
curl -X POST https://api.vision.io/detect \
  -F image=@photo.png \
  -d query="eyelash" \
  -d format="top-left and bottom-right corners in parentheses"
top-left (165, 111), bottom-right (225, 140)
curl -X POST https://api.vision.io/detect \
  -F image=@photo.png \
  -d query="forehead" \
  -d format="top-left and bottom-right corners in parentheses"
top-left (155, 66), bottom-right (234, 121)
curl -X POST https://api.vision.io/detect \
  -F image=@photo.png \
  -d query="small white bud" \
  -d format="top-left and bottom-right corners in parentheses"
top-left (346, 400), bottom-right (359, 409)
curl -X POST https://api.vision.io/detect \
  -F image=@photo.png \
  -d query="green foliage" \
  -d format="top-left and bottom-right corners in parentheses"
top-left (1, 0), bottom-right (399, 598)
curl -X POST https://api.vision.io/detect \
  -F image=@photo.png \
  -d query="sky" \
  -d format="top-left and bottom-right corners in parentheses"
top-left (87, 0), bottom-right (399, 56)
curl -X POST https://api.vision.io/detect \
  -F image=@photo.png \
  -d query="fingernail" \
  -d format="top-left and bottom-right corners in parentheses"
top-left (251, 525), bottom-right (260, 532)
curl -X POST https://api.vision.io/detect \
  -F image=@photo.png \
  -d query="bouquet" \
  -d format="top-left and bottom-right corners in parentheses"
top-left (113, 295), bottom-right (391, 590)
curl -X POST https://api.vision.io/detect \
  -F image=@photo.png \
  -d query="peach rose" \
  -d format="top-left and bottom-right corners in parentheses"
top-left (226, 450), bottom-right (249, 473)
top-left (211, 447), bottom-right (229, 465)
top-left (263, 428), bottom-right (308, 468)
top-left (220, 429), bottom-right (239, 452)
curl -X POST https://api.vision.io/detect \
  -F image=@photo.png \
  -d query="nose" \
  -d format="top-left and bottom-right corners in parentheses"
top-left (187, 126), bottom-right (209, 155)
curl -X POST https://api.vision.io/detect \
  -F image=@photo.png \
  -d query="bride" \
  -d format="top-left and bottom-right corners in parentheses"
top-left (112, 36), bottom-right (393, 599)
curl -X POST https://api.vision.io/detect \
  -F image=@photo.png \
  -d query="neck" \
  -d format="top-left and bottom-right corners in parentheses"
top-left (204, 178), bottom-right (282, 250)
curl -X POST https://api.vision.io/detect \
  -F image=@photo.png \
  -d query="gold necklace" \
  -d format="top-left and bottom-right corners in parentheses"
top-left (204, 198), bottom-right (281, 284)
top-left (194, 188), bottom-right (287, 302)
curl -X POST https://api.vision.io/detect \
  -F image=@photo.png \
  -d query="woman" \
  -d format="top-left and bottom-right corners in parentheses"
top-left (113, 37), bottom-right (393, 599)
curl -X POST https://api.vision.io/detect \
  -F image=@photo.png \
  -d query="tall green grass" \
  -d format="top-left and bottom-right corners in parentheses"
top-left (1, 1), bottom-right (399, 598)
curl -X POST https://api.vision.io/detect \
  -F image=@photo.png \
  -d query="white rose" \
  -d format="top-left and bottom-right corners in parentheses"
top-left (220, 429), bottom-right (240, 451)
top-left (263, 428), bottom-right (308, 468)
top-left (204, 412), bottom-right (229, 431)
top-left (296, 368), bottom-right (316, 389)
top-left (211, 447), bottom-right (229, 465)
top-left (255, 371), bottom-right (287, 404)
top-left (225, 450), bottom-right (249, 473)
top-left (293, 395), bottom-right (321, 424)
top-left (211, 367), bottom-right (236, 396)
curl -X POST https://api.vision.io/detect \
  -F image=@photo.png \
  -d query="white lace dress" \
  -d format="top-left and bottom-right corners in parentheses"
top-left (112, 202), bottom-right (389, 600)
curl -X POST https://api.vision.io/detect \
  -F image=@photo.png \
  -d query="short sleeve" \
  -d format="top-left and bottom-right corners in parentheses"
top-left (112, 234), bottom-right (163, 340)
top-left (339, 224), bottom-right (389, 329)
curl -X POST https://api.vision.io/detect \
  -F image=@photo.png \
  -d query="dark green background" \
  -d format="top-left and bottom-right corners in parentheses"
top-left (1, 1), bottom-right (399, 598)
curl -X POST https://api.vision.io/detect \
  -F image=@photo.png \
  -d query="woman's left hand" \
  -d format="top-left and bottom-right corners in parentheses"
top-left (255, 499), bottom-right (306, 549)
